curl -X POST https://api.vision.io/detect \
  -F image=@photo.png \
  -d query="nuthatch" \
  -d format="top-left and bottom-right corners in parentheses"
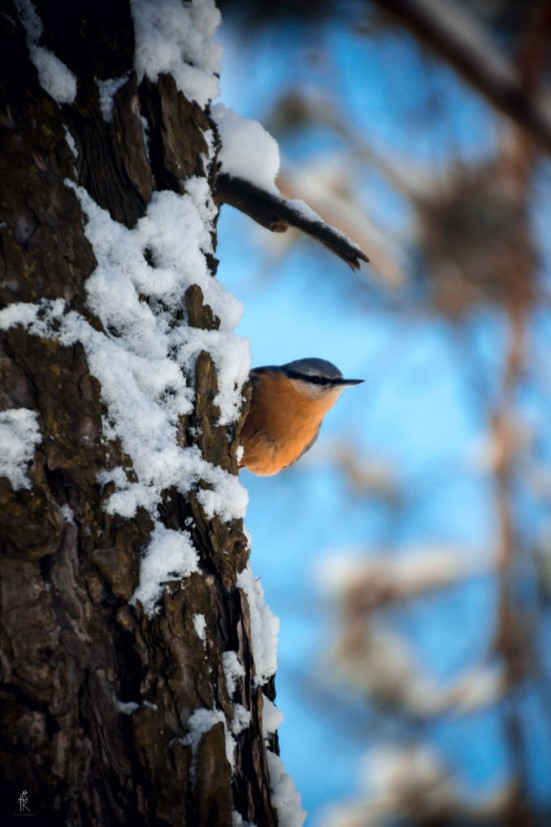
top-left (239, 358), bottom-right (363, 476)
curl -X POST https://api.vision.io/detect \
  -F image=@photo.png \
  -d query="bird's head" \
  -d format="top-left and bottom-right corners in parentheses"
top-left (278, 357), bottom-right (364, 398)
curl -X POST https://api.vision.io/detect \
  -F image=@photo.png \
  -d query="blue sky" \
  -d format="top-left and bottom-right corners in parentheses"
top-left (215, 12), bottom-right (551, 824)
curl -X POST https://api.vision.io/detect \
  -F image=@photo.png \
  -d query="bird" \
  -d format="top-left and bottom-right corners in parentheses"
top-left (239, 357), bottom-right (363, 476)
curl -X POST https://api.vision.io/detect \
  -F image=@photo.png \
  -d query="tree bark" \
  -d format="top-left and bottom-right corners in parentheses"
top-left (0, 2), bottom-right (278, 824)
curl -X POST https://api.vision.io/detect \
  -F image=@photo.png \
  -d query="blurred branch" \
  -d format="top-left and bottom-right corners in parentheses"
top-left (370, 0), bottom-right (551, 155)
top-left (322, 743), bottom-right (514, 827)
top-left (517, 0), bottom-right (551, 94)
top-left (490, 310), bottom-right (537, 827)
top-left (278, 166), bottom-right (406, 287)
top-left (486, 122), bottom-right (539, 825)
top-left (319, 548), bottom-right (488, 610)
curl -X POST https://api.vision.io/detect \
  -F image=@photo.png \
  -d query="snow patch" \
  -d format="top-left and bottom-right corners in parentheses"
top-left (232, 811), bottom-right (256, 827)
top-left (13, 0), bottom-right (42, 39)
top-left (236, 565), bottom-right (279, 686)
top-left (15, 0), bottom-right (77, 104)
top-left (231, 703), bottom-right (251, 736)
top-left (131, 0), bottom-right (222, 107)
top-left (31, 46), bottom-right (77, 104)
top-left (267, 751), bottom-right (307, 827)
top-left (193, 613), bottom-right (207, 644)
top-left (60, 503), bottom-right (76, 524)
top-left (131, 524), bottom-right (199, 614)
top-left (96, 73), bottom-right (130, 121)
top-left (117, 700), bottom-right (139, 715)
top-left (181, 707), bottom-right (235, 774)
top-left (223, 650), bottom-right (245, 696)
top-left (64, 126), bottom-right (78, 160)
top-left (67, 182), bottom-right (248, 520)
top-left (0, 408), bottom-right (41, 490)
top-left (262, 695), bottom-right (284, 737)
top-left (0, 298), bottom-right (64, 335)
top-left (213, 104), bottom-right (280, 194)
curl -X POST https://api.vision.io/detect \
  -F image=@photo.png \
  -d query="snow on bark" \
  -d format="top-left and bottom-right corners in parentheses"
top-left (213, 103), bottom-right (281, 194)
top-left (267, 751), bottom-right (307, 827)
top-left (0, 408), bottom-right (41, 490)
top-left (1, 4), bottom-right (306, 821)
top-left (236, 564), bottom-right (279, 686)
top-left (0, 172), bottom-right (250, 615)
top-left (14, 0), bottom-right (77, 104)
top-left (131, 0), bottom-right (222, 107)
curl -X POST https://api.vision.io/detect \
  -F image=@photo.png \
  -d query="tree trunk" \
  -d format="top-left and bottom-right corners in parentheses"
top-left (0, 1), bottom-right (280, 824)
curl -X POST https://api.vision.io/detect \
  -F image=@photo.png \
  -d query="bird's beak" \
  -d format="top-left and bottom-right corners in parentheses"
top-left (335, 378), bottom-right (364, 387)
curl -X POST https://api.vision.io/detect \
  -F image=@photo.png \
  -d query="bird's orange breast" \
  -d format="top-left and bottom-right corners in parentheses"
top-left (239, 372), bottom-right (341, 475)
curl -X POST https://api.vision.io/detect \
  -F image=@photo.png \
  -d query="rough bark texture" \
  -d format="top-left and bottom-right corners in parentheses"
top-left (0, 2), bottom-right (278, 824)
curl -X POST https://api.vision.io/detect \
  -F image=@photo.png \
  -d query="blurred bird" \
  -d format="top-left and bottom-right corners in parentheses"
top-left (239, 357), bottom-right (363, 476)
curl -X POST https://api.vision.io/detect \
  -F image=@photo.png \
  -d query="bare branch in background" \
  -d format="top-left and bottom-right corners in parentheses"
top-left (370, 0), bottom-right (551, 155)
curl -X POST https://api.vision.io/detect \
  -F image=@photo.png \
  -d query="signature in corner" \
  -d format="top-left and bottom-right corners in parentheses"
top-left (18, 789), bottom-right (32, 814)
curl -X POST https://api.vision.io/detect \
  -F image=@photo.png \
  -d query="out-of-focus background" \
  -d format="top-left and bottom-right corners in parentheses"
top-left (216, 2), bottom-right (551, 824)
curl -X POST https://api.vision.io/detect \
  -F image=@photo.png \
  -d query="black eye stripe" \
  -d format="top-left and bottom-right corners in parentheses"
top-left (285, 370), bottom-right (336, 385)
top-left (251, 367), bottom-right (344, 386)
